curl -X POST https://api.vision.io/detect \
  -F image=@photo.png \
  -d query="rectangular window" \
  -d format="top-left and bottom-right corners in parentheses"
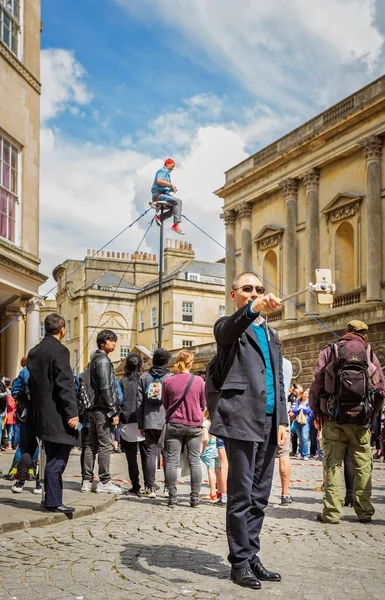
top-left (182, 340), bottom-right (194, 348)
top-left (151, 307), bottom-right (157, 328)
top-left (120, 346), bottom-right (130, 360)
top-left (182, 301), bottom-right (193, 323)
top-left (0, 134), bottom-right (19, 244)
top-left (0, 0), bottom-right (21, 55)
top-left (139, 311), bottom-right (144, 332)
top-left (74, 316), bottom-right (79, 338)
top-left (39, 321), bottom-right (45, 339)
top-left (186, 273), bottom-right (199, 282)
top-left (219, 305), bottom-right (225, 316)
top-left (73, 349), bottom-right (79, 376)
top-left (66, 320), bottom-right (71, 341)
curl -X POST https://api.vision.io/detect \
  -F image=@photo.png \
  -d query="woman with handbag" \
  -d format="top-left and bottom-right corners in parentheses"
top-left (292, 388), bottom-right (312, 460)
top-left (162, 350), bottom-right (206, 508)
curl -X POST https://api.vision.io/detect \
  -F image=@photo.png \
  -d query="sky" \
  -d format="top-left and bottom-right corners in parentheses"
top-left (39, 0), bottom-right (385, 296)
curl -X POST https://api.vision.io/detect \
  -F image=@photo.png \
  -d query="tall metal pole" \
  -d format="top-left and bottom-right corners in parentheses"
top-left (158, 207), bottom-right (164, 348)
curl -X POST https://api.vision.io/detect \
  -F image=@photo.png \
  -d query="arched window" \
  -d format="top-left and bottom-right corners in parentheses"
top-left (263, 250), bottom-right (278, 294)
top-left (335, 222), bottom-right (354, 292)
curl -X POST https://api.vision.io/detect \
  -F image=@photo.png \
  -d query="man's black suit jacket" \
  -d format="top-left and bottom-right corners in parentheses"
top-left (27, 335), bottom-right (79, 446)
top-left (210, 304), bottom-right (288, 443)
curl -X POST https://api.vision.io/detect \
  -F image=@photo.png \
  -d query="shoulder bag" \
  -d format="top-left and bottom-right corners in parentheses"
top-left (158, 374), bottom-right (195, 450)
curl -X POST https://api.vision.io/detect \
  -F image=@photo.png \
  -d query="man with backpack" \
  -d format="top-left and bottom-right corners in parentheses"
top-left (137, 348), bottom-right (171, 498)
top-left (309, 320), bottom-right (385, 524)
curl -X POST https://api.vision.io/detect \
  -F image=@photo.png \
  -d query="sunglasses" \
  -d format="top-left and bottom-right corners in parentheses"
top-left (233, 285), bottom-right (265, 295)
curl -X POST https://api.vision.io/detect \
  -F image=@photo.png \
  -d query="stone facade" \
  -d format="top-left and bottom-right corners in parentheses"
top-left (0, 0), bottom-right (47, 379)
top-left (215, 76), bottom-right (385, 387)
top-left (50, 241), bottom-right (225, 374)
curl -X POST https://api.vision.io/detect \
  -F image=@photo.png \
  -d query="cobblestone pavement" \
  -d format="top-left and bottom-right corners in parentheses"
top-left (0, 458), bottom-right (384, 600)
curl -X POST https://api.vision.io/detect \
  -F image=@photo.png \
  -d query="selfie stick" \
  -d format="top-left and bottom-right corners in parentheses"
top-left (281, 281), bottom-right (336, 303)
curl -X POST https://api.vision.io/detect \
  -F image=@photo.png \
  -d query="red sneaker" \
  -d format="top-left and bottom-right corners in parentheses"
top-left (171, 223), bottom-right (184, 235)
top-left (154, 215), bottom-right (162, 227)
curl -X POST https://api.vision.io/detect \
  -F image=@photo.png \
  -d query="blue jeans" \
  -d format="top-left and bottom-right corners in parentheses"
top-left (153, 193), bottom-right (182, 224)
top-left (6, 424), bottom-right (15, 445)
top-left (294, 422), bottom-right (309, 458)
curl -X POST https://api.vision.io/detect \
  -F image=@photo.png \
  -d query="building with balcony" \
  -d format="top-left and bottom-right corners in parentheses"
top-left (51, 240), bottom-right (225, 374)
top-left (216, 76), bottom-right (385, 385)
top-left (0, 0), bottom-right (47, 379)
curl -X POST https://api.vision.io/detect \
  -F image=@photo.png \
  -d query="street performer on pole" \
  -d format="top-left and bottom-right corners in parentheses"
top-left (151, 158), bottom-right (184, 235)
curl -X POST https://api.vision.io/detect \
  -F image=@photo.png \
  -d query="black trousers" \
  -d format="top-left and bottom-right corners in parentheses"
top-left (44, 442), bottom-right (72, 508)
top-left (224, 416), bottom-right (276, 569)
top-left (121, 438), bottom-right (146, 490)
top-left (142, 429), bottom-right (166, 490)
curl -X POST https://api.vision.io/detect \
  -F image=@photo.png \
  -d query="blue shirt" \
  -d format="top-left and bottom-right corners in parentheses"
top-left (151, 166), bottom-right (172, 196)
top-left (251, 323), bottom-right (275, 415)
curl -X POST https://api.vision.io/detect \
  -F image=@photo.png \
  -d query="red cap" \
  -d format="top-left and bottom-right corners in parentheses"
top-left (164, 158), bottom-right (175, 166)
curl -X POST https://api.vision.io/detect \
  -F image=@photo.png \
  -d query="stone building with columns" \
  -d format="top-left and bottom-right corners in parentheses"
top-left (216, 76), bottom-right (385, 385)
top-left (0, 1), bottom-right (47, 379)
top-left (51, 240), bottom-right (225, 374)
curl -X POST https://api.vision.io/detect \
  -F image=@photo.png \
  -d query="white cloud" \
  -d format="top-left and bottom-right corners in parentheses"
top-left (40, 49), bottom-right (93, 122)
top-left (37, 49), bottom-right (302, 298)
top-left (114, 0), bottom-right (384, 109)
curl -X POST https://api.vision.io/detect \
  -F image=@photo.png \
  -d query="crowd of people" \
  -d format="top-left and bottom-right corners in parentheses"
top-left (1, 271), bottom-right (385, 591)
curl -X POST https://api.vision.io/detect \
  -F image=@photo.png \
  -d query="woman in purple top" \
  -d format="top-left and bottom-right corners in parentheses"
top-left (162, 350), bottom-right (206, 508)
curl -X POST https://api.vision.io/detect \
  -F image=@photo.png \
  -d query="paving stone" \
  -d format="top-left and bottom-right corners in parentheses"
top-left (0, 457), bottom-right (384, 599)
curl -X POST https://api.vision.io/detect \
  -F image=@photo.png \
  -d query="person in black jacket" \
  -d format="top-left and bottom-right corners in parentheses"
top-left (210, 272), bottom-right (287, 590)
top-left (119, 353), bottom-right (146, 498)
top-left (12, 313), bottom-right (79, 514)
top-left (83, 329), bottom-right (122, 494)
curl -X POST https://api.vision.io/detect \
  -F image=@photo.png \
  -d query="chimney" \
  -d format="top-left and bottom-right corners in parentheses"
top-left (164, 238), bottom-right (195, 275)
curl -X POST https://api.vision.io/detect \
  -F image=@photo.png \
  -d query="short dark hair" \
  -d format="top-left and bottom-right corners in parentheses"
top-left (44, 313), bottom-right (65, 335)
top-left (124, 353), bottom-right (142, 376)
top-left (231, 271), bottom-right (261, 290)
top-left (96, 329), bottom-right (118, 349)
top-left (152, 348), bottom-right (170, 367)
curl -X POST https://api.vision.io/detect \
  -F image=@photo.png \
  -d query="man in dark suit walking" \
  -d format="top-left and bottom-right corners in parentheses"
top-left (13, 313), bottom-right (79, 514)
top-left (210, 272), bottom-right (288, 590)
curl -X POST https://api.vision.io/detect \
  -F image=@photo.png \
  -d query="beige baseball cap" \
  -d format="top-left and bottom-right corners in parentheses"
top-left (347, 320), bottom-right (368, 333)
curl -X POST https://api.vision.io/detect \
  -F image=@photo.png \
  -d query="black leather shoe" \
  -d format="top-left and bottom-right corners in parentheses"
top-left (44, 504), bottom-right (75, 514)
top-left (344, 494), bottom-right (353, 507)
top-left (230, 566), bottom-right (261, 589)
top-left (251, 561), bottom-right (281, 582)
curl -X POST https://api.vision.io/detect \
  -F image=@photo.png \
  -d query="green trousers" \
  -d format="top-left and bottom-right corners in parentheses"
top-left (322, 421), bottom-right (374, 522)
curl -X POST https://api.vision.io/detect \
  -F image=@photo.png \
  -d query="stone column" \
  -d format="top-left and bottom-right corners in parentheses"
top-left (25, 298), bottom-right (41, 354)
top-left (280, 178), bottom-right (298, 320)
top-left (304, 168), bottom-right (320, 315)
top-left (4, 311), bottom-right (22, 380)
top-left (239, 202), bottom-right (253, 270)
top-left (221, 210), bottom-right (236, 315)
top-left (361, 135), bottom-right (383, 302)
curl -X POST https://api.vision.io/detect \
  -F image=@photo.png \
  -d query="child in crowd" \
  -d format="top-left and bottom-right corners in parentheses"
top-left (200, 408), bottom-right (219, 501)
top-left (6, 390), bottom-right (17, 449)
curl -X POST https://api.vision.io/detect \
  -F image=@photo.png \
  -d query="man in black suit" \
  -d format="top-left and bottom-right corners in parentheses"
top-left (13, 313), bottom-right (79, 514)
top-left (210, 272), bottom-right (288, 590)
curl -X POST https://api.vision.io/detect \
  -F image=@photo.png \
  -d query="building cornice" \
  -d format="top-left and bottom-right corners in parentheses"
top-left (0, 41), bottom-right (41, 93)
top-left (0, 253), bottom-right (47, 284)
top-left (215, 76), bottom-right (385, 200)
